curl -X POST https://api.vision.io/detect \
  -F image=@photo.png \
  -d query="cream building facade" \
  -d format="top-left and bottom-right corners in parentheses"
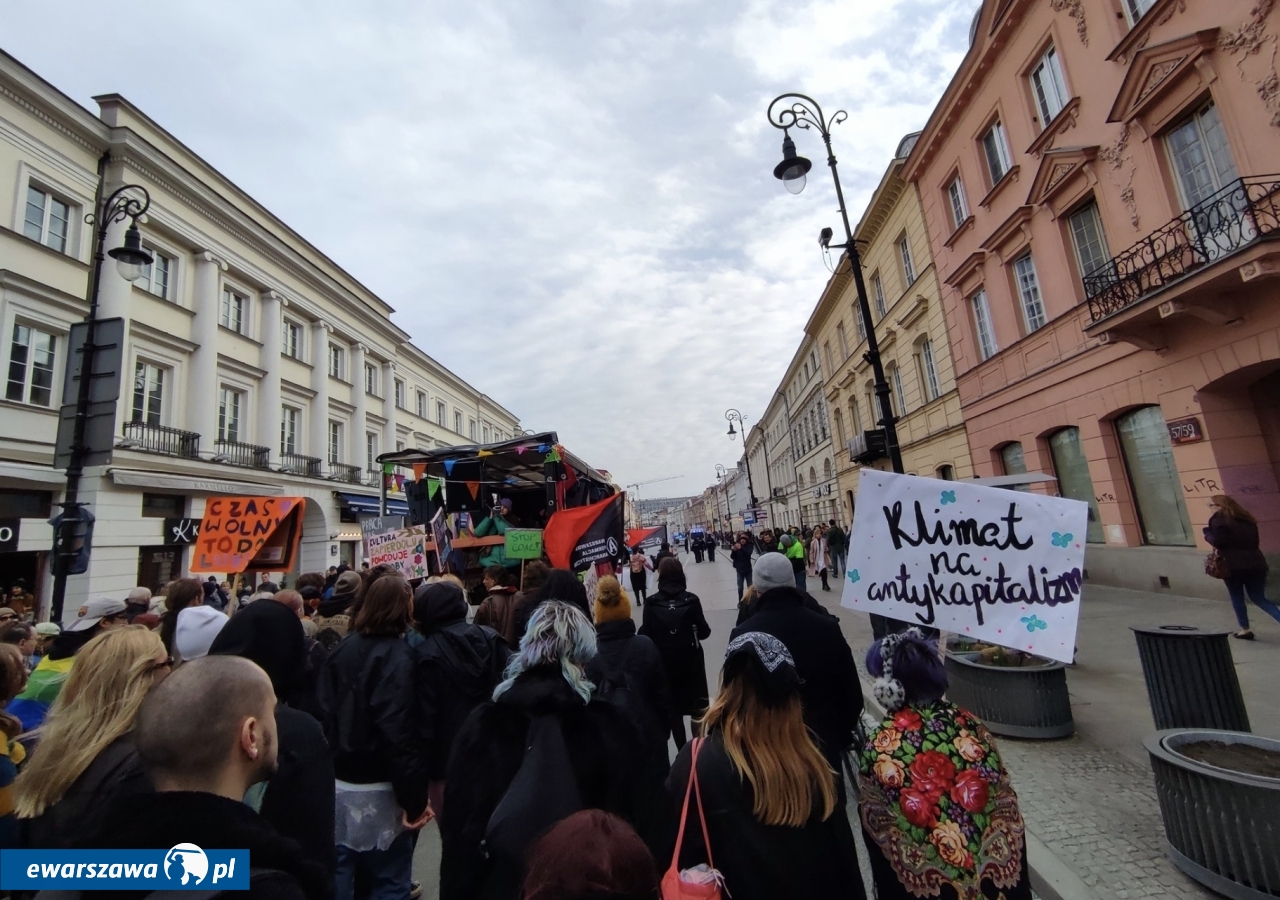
top-left (0, 51), bottom-right (519, 617)
top-left (745, 387), bottom-right (793, 532)
top-left (808, 134), bottom-right (973, 525)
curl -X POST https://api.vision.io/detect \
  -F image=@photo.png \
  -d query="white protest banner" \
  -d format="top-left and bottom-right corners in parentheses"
top-left (841, 470), bottom-right (1087, 663)
top-left (365, 526), bottom-right (429, 581)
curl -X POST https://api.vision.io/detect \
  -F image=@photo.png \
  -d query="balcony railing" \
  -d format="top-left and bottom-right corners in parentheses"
top-left (327, 463), bottom-right (363, 484)
top-left (1084, 175), bottom-right (1280, 322)
top-left (279, 452), bottom-right (322, 477)
top-left (213, 439), bottom-right (271, 469)
top-left (121, 421), bottom-right (201, 459)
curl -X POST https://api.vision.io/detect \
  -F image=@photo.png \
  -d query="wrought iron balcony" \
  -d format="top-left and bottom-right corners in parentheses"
top-left (279, 452), bottom-right (322, 477)
top-left (1084, 175), bottom-right (1280, 322)
top-left (120, 421), bottom-right (201, 459)
top-left (213, 439), bottom-right (271, 469)
top-left (327, 462), bottom-right (363, 484)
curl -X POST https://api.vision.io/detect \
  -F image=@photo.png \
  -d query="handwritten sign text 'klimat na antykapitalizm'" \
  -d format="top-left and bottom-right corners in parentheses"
top-left (841, 471), bottom-right (1087, 663)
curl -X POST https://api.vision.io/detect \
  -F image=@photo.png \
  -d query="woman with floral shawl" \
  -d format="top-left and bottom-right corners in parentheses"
top-left (858, 629), bottom-right (1031, 900)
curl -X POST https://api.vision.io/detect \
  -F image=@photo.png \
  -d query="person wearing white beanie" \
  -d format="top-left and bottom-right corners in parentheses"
top-left (173, 605), bottom-right (228, 663)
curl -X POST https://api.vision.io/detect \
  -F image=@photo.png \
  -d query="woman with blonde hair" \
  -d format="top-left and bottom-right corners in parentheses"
top-left (663, 632), bottom-right (865, 900)
top-left (15, 626), bottom-right (171, 848)
top-left (1204, 494), bottom-right (1280, 639)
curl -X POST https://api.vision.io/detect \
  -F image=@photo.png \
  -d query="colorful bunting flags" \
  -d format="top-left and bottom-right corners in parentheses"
top-left (382, 462), bottom-right (394, 474)
top-left (412, 463), bottom-right (427, 480)
top-left (466, 480), bottom-right (481, 499)
top-left (444, 459), bottom-right (456, 476)
top-left (426, 477), bottom-right (441, 500)
top-left (478, 449), bottom-right (494, 458)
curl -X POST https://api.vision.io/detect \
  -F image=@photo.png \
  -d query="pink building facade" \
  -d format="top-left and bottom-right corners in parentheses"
top-left (904, 0), bottom-right (1280, 597)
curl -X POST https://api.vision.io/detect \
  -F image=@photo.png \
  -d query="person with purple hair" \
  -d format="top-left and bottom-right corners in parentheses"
top-left (858, 629), bottom-right (1031, 900)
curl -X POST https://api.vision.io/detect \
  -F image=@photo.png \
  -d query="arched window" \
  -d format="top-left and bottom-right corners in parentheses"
top-left (1048, 427), bottom-right (1104, 543)
top-left (936, 464), bottom-right (955, 480)
top-left (809, 466), bottom-right (817, 485)
top-left (1115, 407), bottom-right (1194, 546)
top-left (886, 364), bottom-right (905, 416)
top-left (999, 442), bottom-right (1027, 476)
top-left (823, 458), bottom-right (832, 480)
top-left (833, 408), bottom-right (846, 447)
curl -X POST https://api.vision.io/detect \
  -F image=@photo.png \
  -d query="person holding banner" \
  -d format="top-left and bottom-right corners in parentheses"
top-left (858, 629), bottom-right (1031, 900)
top-left (628, 547), bottom-right (653, 606)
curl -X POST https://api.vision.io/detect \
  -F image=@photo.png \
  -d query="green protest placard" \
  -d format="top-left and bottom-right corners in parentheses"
top-left (505, 528), bottom-right (544, 560)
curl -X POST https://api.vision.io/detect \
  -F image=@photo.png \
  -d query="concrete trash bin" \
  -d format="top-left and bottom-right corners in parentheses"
top-left (1131, 625), bottom-right (1250, 732)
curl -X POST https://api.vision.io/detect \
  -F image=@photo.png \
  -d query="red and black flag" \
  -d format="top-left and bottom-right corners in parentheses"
top-left (625, 525), bottom-right (667, 552)
top-left (545, 493), bottom-right (626, 572)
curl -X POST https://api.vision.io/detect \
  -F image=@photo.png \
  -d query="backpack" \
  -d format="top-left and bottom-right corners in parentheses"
top-left (481, 715), bottom-right (583, 892)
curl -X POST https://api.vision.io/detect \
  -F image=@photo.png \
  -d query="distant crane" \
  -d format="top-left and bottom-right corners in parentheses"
top-left (625, 475), bottom-right (684, 527)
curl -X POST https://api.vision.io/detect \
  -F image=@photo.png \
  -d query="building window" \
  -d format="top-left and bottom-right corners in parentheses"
top-left (327, 420), bottom-right (342, 464)
top-left (6, 323), bottom-right (57, 407)
top-left (366, 432), bottom-right (378, 470)
top-left (854, 304), bottom-right (867, 340)
top-left (937, 465), bottom-right (955, 481)
top-left (848, 398), bottom-right (861, 435)
top-left (280, 406), bottom-right (299, 456)
top-left (1116, 406), bottom-right (1195, 546)
top-left (131, 361), bottom-right (165, 427)
top-left (217, 388), bottom-right (243, 442)
top-left (1030, 46), bottom-right (1069, 125)
top-left (887, 364), bottom-right (905, 416)
top-left (1124, 0), bottom-right (1156, 24)
top-left (823, 342), bottom-right (834, 375)
top-left (394, 379), bottom-right (405, 409)
top-left (1013, 254), bottom-right (1047, 332)
top-left (982, 120), bottom-right (1012, 185)
top-left (138, 250), bottom-right (172, 300)
top-left (1048, 427), bottom-right (1104, 543)
top-left (1000, 442), bottom-right (1027, 477)
top-left (437, 401), bottom-right (447, 426)
top-left (396, 440), bottom-right (406, 452)
top-left (971, 289), bottom-right (998, 360)
top-left (454, 410), bottom-right (463, 433)
top-left (364, 364), bottom-right (377, 396)
top-left (141, 493), bottom-right (184, 518)
top-left (1166, 101), bottom-right (1238, 212)
top-left (469, 419), bottom-right (477, 441)
top-left (917, 339), bottom-right (941, 402)
top-left (833, 407), bottom-right (846, 447)
top-left (483, 425), bottom-right (491, 443)
top-left (872, 273), bottom-right (887, 318)
top-left (23, 185), bottom-right (71, 254)
top-left (836, 322), bottom-right (848, 359)
top-left (416, 390), bottom-right (427, 418)
top-left (220, 288), bottom-right (246, 334)
top-left (899, 235), bottom-right (917, 285)
top-left (282, 321), bottom-right (301, 359)
top-left (946, 177), bottom-right (969, 230)
top-left (1068, 201), bottom-right (1112, 283)
top-left (328, 344), bottom-right (343, 379)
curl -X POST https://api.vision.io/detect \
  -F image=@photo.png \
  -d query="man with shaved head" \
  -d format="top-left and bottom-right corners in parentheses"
top-left (83, 656), bottom-right (329, 899)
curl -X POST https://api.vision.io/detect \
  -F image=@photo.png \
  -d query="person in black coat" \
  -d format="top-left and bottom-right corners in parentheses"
top-left (639, 558), bottom-right (710, 751)
top-left (412, 579), bottom-right (511, 820)
top-left (691, 533), bottom-right (705, 563)
top-left (440, 601), bottom-right (641, 900)
top-left (664, 632), bottom-right (865, 900)
top-left (1204, 493), bottom-right (1280, 639)
top-left (513, 568), bottom-right (590, 643)
top-left (209, 600), bottom-right (335, 886)
top-left (731, 553), bottom-right (863, 771)
top-left (730, 533), bottom-right (755, 600)
top-left (704, 533), bottom-right (716, 562)
top-left (317, 575), bottom-right (427, 900)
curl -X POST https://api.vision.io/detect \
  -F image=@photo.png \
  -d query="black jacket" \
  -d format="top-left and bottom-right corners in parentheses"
top-left (440, 666), bottom-right (642, 900)
top-left (731, 587), bottom-right (862, 767)
top-left (1204, 512), bottom-right (1269, 576)
top-left (23, 733), bottom-right (151, 849)
top-left (83, 790), bottom-right (329, 900)
top-left (208, 601), bottom-right (336, 881)
top-left (316, 633), bottom-right (427, 819)
top-left (639, 584), bottom-right (711, 716)
top-left (730, 542), bottom-right (754, 574)
top-left (595, 619), bottom-right (671, 770)
top-left (664, 735), bottom-right (865, 900)
top-left (414, 618), bottom-right (511, 782)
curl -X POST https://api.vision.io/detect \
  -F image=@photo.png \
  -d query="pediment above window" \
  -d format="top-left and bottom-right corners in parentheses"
top-left (1025, 146), bottom-right (1099, 213)
top-left (1107, 29), bottom-right (1219, 125)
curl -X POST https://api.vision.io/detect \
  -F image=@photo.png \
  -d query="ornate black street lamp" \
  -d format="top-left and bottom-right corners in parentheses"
top-left (50, 182), bottom-right (153, 620)
top-left (724, 409), bottom-right (758, 508)
top-left (714, 463), bottom-right (732, 536)
top-left (767, 93), bottom-right (905, 475)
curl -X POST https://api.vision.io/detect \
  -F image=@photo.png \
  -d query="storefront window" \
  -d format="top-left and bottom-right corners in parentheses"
top-left (0, 489), bottom-right (52, 518)
top-left (1048, 428), bottom-right (1104, 543)
top-left (1116, 407), bottom-right (1194, 546)
top-left (1000, 442), bottom-right (1027, 475)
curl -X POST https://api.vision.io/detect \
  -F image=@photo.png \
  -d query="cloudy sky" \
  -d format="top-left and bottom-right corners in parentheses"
top-left (8, 0), bottom-right (974, 500)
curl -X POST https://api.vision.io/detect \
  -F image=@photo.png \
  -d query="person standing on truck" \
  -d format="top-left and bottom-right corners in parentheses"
top-left (473, 498), bottom-right (521, 574)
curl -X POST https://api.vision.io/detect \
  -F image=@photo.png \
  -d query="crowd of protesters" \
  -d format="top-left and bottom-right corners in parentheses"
top-left (0, 526), bottom-right (1031, 900)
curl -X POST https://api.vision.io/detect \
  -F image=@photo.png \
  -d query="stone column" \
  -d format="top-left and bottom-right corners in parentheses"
top-left (382, 361), bottom-right (397, 452)
top-left (349, 343), bottom-right (367, 472)
top-left (310, 321), bottom-right (332, 465)
top-left (97, 215), bottom-right (132, 321)
top-left (257, 291), bottom-right (283, 458)
top-left (189, 252), bottom-right (226, 448)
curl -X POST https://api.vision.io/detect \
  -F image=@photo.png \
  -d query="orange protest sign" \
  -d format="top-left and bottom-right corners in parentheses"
top-left (190, 496), bottom-right (306, 574)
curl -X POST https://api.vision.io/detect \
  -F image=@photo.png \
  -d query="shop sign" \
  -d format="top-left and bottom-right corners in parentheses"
top-left (0, 518), bottom-right (18, 552)
top-left (163, 518), bottom-right (202, 545)
top-left (1167, 417), bottom-right (1203, 445)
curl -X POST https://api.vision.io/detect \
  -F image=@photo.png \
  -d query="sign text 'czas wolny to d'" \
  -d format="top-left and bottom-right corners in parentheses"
top-left (0, 845), bottom-right (249, 891)
top-left (841, 470), bottom-right (1087, 663)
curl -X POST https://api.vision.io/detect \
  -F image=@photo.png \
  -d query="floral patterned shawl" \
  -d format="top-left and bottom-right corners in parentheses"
top-left (858, 701), bottom-right (1026, 900)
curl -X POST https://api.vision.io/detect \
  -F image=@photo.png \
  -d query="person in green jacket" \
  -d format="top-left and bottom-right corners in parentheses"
top-left (781, 534), bottom-right (807, 590)
top-left (473, 499), bottom-right (520, 571)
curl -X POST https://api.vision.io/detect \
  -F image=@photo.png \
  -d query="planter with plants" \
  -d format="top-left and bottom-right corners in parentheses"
top-left (944, 638), bottom-right (1074, 739)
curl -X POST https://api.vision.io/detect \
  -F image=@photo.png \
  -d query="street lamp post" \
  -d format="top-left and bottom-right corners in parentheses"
top-left (50, 178), bottom-right (153, 621)
top-left (767, 94), bottom-right (905, 475)
top-left (714, 464), bottom-right (732, 537)
top-left (724, 409), bottom-right (758, 509)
